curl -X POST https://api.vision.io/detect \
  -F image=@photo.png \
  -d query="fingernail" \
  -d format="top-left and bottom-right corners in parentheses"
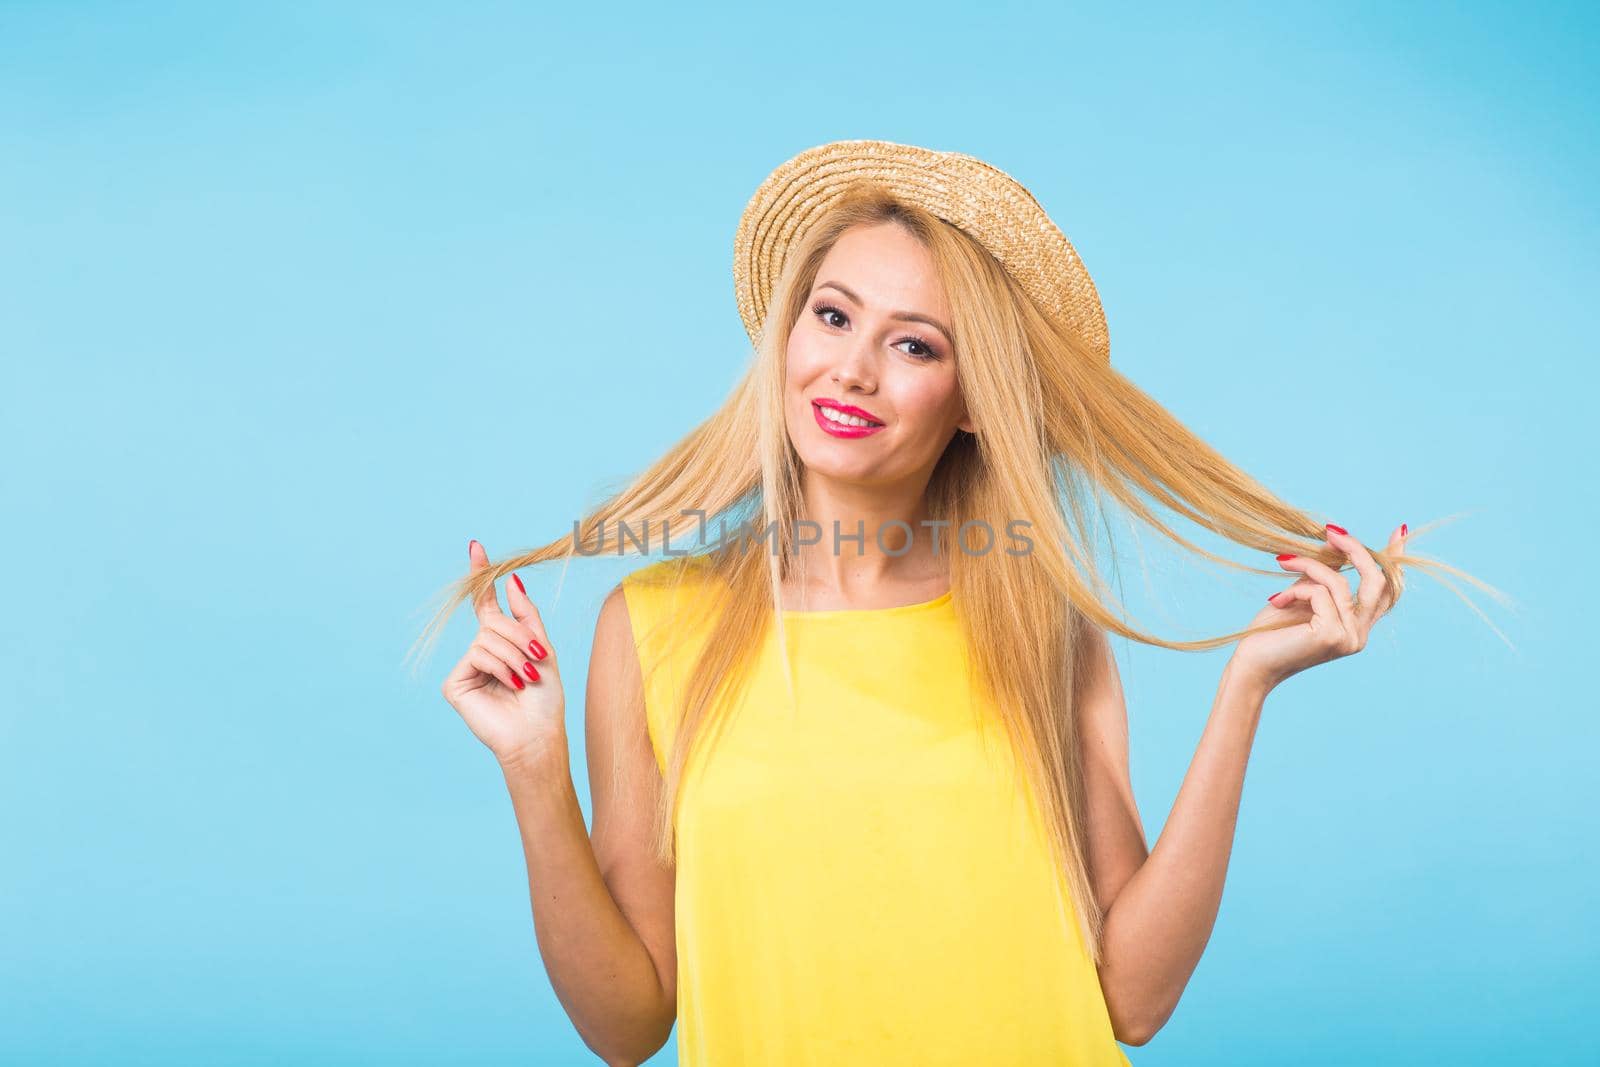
top-left (522, 660), bottom-right (539, 682)
top-left (512, 573), bottom-right (525, 595)
top-left (509, 671), bottom-right (525, 690)
top-left (1326, 523), bottom-right (1348, 536)
top-left (529, 638), bottom-right (547, 660)
top-left (469, 538), bottom-right (480, 553)
top-left (1401, 523), bottom-right (1408, 537)
top-left (1266, 592), bottom-right (1280, 603)
top-left (1276, 553), bottom-right (1296, 561)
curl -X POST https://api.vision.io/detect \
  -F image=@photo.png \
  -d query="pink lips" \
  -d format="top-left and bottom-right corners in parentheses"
top-left (812, 399), bottom-right (885, 439)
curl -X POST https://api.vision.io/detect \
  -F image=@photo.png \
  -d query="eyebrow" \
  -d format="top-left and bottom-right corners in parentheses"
top-left (815, 280), bottom-right (952, 344)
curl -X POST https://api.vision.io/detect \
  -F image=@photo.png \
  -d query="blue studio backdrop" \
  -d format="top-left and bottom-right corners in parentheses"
top-left (3, 3), bottom-right (1594, 1064)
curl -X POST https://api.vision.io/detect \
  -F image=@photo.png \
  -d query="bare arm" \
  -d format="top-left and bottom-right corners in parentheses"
top-left (499, 584), bottom-right (676, 1065)
top-left (1076, 626), bottom-right (1271, 1046)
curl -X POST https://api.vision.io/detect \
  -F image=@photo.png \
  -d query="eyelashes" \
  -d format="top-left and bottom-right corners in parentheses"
top-left (810, 301), bottom-right (941, 361)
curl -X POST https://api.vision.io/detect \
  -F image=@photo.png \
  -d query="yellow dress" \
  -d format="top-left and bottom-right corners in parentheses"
top-left (621, 555), bottom-right (1133, 1066)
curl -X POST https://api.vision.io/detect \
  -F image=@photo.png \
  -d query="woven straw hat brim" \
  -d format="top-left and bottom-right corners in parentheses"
top-left (732, 139), bottom-right (1110, 363)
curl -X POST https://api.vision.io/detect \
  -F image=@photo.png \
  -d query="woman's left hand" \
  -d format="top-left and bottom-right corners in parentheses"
top-left (1231, 522), bottom-right (1406, 693)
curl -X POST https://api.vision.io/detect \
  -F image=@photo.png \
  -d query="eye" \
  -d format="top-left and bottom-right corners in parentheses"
top-left (896, 333), bottom-right (938, 360)
top-left (809, 301), bottom-right (942, 362)
top-left (812, 301), bottom-right (848, 330)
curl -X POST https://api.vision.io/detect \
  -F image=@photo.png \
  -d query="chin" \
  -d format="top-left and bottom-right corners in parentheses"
top-left (799, 448), bottom-right (902, 488)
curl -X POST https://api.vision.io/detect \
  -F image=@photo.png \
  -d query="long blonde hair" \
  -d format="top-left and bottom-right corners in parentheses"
top-left (409, 183), bottom-right (1504, 963)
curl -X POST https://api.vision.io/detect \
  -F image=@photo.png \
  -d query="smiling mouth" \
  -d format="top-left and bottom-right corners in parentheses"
top-left (812, 400), bottom-right (886, 437)
top-left (812, 400), bottom-right (884, 427)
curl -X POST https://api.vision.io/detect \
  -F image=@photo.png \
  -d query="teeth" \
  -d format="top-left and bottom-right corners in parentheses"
top-left (820, 406), bottom-right (879, 428)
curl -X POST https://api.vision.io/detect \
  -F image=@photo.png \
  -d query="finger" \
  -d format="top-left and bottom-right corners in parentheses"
top-left (478, 621), bottom-right (546, 680)
top-left (1266, 578), bottom-right (1345, 645)
top-left (1276, 549), bottom-right (1357, 640)
top-left (1377, 522), bottom-right (1407, 613)
top-left (1323, 524), bottom-right (1389, 631)
top-left (441, 643), bottom-right (485, 692)
top-left (468, 538), bottom-right (506, 622)
top-left (467, 644), bottom-right (525, 692)
top-left (477, 630), bottom-right (542, 684)
top-left (504, 572), bottom-right (553, 661)
top-left (1265, 577), bottom-right (1314, 619)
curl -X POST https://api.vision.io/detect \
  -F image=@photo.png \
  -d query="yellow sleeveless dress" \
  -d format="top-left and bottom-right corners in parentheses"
top-left (621, 555), bottom-right (1133, 1066)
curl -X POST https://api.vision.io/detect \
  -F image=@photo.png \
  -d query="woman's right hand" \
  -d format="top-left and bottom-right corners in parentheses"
top-left (440, 538), bottom-right (567, 770)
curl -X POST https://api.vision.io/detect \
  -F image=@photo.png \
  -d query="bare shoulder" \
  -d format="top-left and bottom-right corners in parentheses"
top-left (1075, 623), bottom-right (1125, 722)
top-left (587, 581), bottom-right (650, 765)
top-left (593, 581), bottom-right (640, 673)
top-left (1074, 620), bottom-right (1133, 767)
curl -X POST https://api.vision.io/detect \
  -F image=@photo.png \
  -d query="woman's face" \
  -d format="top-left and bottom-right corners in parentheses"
top-left (785, 221), bottom-right (974, 488)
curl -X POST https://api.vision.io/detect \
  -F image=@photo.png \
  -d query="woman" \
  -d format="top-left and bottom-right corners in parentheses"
top-left (416, 141), bottom-right (1463, 1065)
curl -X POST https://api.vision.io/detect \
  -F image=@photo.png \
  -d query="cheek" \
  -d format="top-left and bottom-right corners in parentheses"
top-left (786, 334), bottom-right (825, 384)
top-left (892, 372), bottom-right (962, 427)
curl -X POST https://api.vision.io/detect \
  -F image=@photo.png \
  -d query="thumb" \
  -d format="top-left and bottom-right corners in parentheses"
top-left (467, 538), bottom-right (504, 618)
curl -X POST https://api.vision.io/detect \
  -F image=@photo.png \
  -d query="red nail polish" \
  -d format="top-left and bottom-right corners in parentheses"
top-left (1326, 523), bottom-right (1348, 536)
top-left (509, 671), bottom-right (524, 690)
top-left (522, 660), bottom-right (539, 682)
top-left (512, 573), bottom-right (525, 595)
top-left (529, 638), bottom-right (547, 660)
top-left (1266, 593), bottom-right (1279, 603)
top-left (469, 538), bottom-right (480, 553)
top-left (1401, 523), bottom-right (1408, 536)
top-left (1276, 553), bottom-right (1296, 561)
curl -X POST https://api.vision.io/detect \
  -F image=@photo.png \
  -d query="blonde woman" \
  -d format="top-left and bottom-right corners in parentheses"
top-left (416, 141), bottom-right (1460, 1066)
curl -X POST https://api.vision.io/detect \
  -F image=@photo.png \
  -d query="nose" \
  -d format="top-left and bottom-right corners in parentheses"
top-left (831, 335), bottom-right (877, 394)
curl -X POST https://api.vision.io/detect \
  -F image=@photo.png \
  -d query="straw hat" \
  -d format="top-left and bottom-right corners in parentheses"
top-left (732, 138), bottom-right (1110, 363)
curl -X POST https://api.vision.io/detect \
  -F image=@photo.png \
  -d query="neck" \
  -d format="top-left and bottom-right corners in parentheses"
top-left (787, 470), bottom-right (946, 594)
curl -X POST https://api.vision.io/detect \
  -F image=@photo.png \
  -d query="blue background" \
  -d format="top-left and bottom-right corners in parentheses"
top-left (4, 2), bottom-right (1594, 1063)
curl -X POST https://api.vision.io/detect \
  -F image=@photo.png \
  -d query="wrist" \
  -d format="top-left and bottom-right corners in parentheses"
top-left (1221, 655), bottom-right (1276, 707)
top-left (496, 734), bottom-right (570, 780)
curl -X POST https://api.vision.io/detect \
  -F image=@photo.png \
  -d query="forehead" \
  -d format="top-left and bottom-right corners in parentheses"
top-left (815, 223), bottom-right (947, 315)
